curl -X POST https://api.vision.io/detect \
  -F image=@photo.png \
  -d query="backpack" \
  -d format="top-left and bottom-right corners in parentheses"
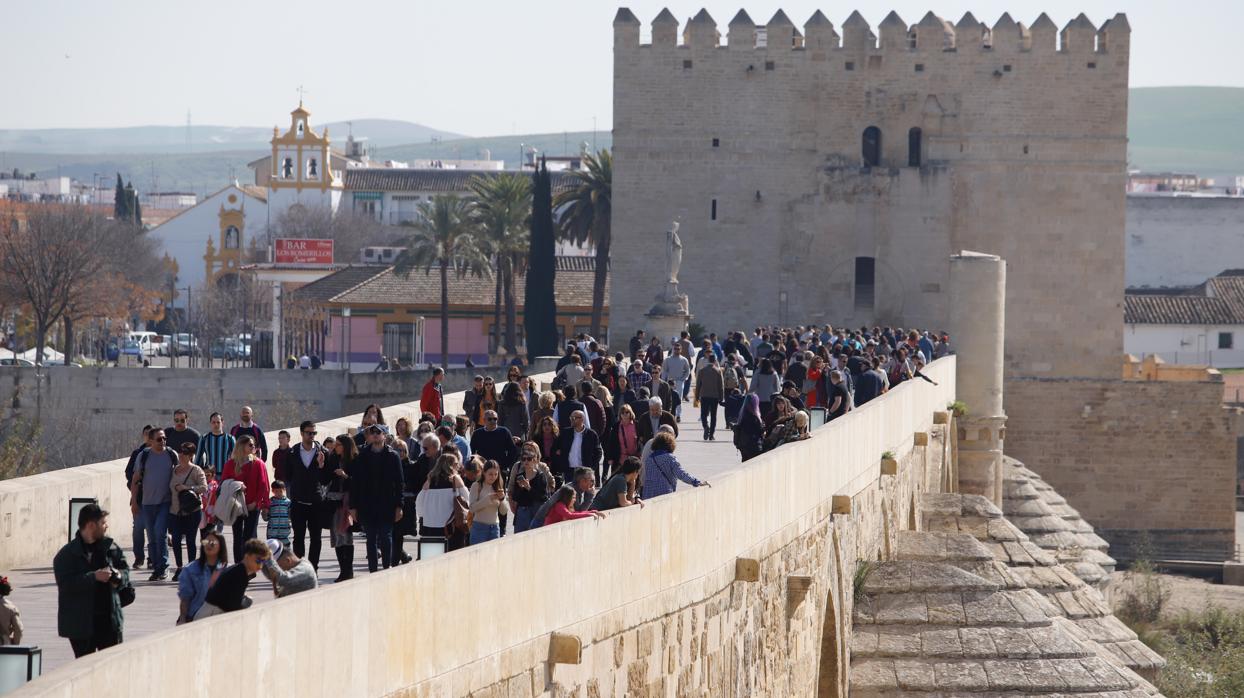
top-left (723, 365), bottom-right (739, 391)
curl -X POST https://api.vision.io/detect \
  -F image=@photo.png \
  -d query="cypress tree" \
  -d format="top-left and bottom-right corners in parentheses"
top-left (113, 173), bottom-right (128, 221)
top-left (524, 157), bottom-right (559, 359)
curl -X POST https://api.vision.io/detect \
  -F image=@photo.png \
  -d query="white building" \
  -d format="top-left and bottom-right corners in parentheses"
top-left (148, 183), bottom-right (270, 295)
top-left (1126, 194), bottom-right (1244, 289)
top-left (144, 192), bottom-right (197, 209)
top-left (0, 176), bottom-right (72, 200)
top-left (264, 103), bottom-right (343, 219)
top-left (1124, 271), bottom-right (1244, 367)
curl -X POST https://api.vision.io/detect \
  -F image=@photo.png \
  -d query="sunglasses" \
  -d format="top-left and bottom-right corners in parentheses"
top-left (486, 417), bottom-right (498, 422)
top-left (303, 430), bottom-right (317, 435)
top-left (174, 419), bottom-right (186, 424)
top-left (154, 436), bottom-right (167, 442)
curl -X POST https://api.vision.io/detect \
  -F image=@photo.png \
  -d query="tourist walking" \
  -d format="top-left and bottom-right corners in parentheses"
top-left (168, 442), bottom-right (207, 581)
top-left (325, 435), bottom-right (358, 582)
top-left (196, 413), bottom-right (236, 477)
top-left (421, 367), bottom-right (445, 422)
top-left (750, 359), bottom-right (781, 417)
top-left (695, 354), bottom-right (725, 441)
top-left (129, 427), bottom-right (178, 581)
top-left (53, 504), bottom-right (132, 657)
top-left (123, 425), bottom-right (154, 569)
top-left (220, 435), bottom-right (270, 564)
top-left (351, 424), bottom-right (405, 572)
top-left (287, 420), bottom-right (327, 570)
top-left (165, 409), bottom-right (201, 457)
top-left (230, 405), bottom-right (269, 459)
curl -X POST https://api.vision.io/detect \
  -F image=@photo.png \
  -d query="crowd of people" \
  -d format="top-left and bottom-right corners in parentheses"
top-left (43, 323), bottom-right (947, 658)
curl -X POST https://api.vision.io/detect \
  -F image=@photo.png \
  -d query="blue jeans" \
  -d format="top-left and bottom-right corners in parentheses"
top-left (142, 502), bottom-right (171, 574)
top-left (132, 505), bottom-right (146, 564)
top-left (513, 505), bottom-right (539, 533)
top-left (470, 521), bottom-right (500, 545)
top-left (363, 518), bottom-right (394, 572)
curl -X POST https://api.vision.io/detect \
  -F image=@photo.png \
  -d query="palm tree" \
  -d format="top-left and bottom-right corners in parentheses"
top-left (394, 195), bottom-right (491, 368)
top-left (553, 149), bottom-right (611, 339)
top-left (469, 173), bottom-right (531, 356)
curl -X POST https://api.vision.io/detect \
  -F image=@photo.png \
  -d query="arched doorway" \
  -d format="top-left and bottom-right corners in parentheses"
top-left (862, 126), bottom-right (882, 167)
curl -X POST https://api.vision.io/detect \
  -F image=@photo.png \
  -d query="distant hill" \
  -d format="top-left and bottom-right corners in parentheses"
top-left (376, 131), bottom-right (611, 165)
top-left (3, 87), bottom-right (1244, 193)
top-left (0, 118), bottom-right (462, 154)
top-left (1127, 86), bottom-right (1244, 181)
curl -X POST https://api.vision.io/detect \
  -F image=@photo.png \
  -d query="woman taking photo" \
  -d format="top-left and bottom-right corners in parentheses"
top-left (169, 442), bottom-right (207, 581)
top-left (220, 435), bottom-right (269, 563)
top-left (468, 460), bottom-right (510, 544)
top-left (176, 530), bottom-right (227, 623)
top-left (324, 434), bottom-right (358, 582)
top-left (508, 446), bottom-right (554, 532)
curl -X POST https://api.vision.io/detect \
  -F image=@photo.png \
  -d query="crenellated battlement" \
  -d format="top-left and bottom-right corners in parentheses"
top-left (614, 8), bottom-right (1130, 56)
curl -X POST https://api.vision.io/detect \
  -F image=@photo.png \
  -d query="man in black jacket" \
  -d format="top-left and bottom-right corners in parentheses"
top-left (287, 420), bottom-right (328, 570)
top-left (349, 424), bottom-right (404, 572)
top-left (553, 410), bottom-right (603, 481)
top-left (470, 410), bottom-right (518, 468)
top-left (53, 504), bottom-right (131, 657)
top-left (555, 394), bottom-right (588, 431)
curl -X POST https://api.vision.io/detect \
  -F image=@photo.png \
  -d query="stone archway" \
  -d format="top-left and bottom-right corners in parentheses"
top-left (816, 529), bottom-right (848, 697)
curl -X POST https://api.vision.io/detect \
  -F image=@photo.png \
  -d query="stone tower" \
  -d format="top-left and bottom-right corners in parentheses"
top-left (611, 8), bottom-right (1130, 380)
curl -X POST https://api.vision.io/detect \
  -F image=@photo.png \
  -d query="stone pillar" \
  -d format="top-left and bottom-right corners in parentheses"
top-left (948, 251), bottom-right (1007, 507)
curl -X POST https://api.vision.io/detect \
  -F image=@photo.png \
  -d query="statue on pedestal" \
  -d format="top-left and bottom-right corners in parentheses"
top-left (649, 220), bottom-right (689, 316)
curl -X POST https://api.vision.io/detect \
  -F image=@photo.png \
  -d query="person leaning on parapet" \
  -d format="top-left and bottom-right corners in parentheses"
top-left (54, 503), bottom-right (133, 657)
top-left (194, 538), bottom-right (270, 619)
top-left (260, 540), bottom-right (318, 598)
top-left (421, 367), bottom-right (445, 422)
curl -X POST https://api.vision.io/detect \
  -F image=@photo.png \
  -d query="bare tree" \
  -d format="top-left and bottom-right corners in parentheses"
top-left (0, 206), bottom-right (158, 365)
top-left (272, 206), bottom-right (398, 264)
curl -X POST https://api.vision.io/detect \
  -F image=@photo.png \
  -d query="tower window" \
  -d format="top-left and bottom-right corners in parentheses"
top-left (914, 63), bottom-right (924, 72)
top-left (282, 158), bottom-right (294, 179)
top-left (862, 126), bottom-right (882, 167)
top-left (711, 198), bottom-right (717, 221)
top-left (845, 61), bottom-right (855, 71)
top-left (712, 138), bottom-right (719, 147)
top-left (1003, 64), bottom-right (1012, 72)
top-left (307, 158), bottom-right (319, 177)
top-left (1220, 332), bottom-right (1234, 349)
top-left (683, 59), bottom-right (693, 69)
top-left (296, 120), bottom-right (305, 136)
top-left (765, 61), bottom-right (775, 71)
top-left (908, 127), bottom-right (922, 167)
top-left (854, 256), bottom-right (876, 314)
top-left (224, 225), bottom-right (240, 250)
top-left (1087, 62), bottom-right (1097, 69)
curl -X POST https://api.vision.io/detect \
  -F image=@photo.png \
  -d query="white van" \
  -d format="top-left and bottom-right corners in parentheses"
top-left (127, 332), bottom-right (160, 358)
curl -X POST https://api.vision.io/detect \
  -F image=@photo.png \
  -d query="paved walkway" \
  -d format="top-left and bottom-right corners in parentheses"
top-left (7, 401), bottom-right (740, 672)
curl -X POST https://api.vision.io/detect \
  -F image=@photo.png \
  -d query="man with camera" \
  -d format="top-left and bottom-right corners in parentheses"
top-left (53, 503), bottom-right (133, 657)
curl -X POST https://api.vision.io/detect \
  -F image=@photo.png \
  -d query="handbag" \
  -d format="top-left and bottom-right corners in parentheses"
top-left (445, 494), bottom-right (470, 534)
top-left (118, 582), bottom-right (136, 607)
top-left (177, 471), bottom-right (201, 514)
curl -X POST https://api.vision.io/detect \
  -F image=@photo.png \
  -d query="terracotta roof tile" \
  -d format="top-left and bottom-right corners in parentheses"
top-left (1123, 293), bottom-right (1237, 324)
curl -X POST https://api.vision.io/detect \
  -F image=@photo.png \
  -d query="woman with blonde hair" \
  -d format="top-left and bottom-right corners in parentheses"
top-left (220, 434), bottom-right (269, 562)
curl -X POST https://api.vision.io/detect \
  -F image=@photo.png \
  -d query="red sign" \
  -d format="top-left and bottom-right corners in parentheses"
top-left (275, 238), bottom-right (334, 265)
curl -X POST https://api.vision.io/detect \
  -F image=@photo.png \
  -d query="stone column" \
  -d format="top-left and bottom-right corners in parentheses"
top-left (948, 251), bottom-right (1007, 507)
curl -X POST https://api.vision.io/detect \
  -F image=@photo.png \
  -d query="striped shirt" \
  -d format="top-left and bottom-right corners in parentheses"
top-left (196, 432), bottom-right (236, 476)
top-left (265, 496), bottom-right (292, 542)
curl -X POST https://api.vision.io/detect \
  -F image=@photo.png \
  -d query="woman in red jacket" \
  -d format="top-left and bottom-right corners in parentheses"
top-left (543, 485), bottom-right (606, 526)
top-left (220, 435), bottom-right (270, 562)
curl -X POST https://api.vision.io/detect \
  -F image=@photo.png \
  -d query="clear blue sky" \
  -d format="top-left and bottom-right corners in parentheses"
top-left (3, 1), bottom-right (1239, 135)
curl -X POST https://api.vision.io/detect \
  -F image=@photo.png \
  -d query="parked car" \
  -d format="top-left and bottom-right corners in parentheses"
top-left (121, 339), bottom-right (143, 357)
top-left (0, 357), bottom-right (35, 367)
top-left (154, 334), bottom-right (172, 357)
top-left (127, 331), bottom-right (160, 358)
top-left (171, 333), bottom-right (198, 355)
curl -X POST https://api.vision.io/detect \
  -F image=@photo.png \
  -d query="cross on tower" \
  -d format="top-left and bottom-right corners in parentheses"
top-left (296, 85), bottom-right (309, 106)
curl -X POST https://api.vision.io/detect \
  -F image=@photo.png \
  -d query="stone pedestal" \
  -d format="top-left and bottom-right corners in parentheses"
top-left (957, 416), bottom-right (1006, 506)
top-left (645, 311), bottom-right (692, 347)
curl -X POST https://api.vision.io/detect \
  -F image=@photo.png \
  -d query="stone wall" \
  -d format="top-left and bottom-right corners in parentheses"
top-left (611, 10), bottom-right (1129, 380)
top-left (1004, 376), bottom-right (1236, 561)
top-left (10, 360), bottom-right (955, 698)
top-left (0, 359), bottom-right (555, 469)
